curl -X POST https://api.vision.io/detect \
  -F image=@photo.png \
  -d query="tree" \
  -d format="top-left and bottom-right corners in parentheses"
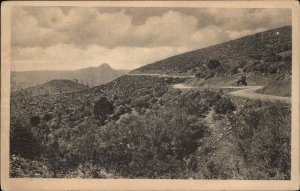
top-left (94, 97), bottom-right (114, 124)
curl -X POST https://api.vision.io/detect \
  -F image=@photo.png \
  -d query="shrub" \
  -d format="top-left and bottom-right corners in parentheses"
top-left (94, 97), bottom-right (114, 124)
top-left (214, 97), bottom-right (236, 114)
top-left (10, 119), bottom-right (42, 159)
top-left (207, 60), bottom-right (221, 70)
top-left (10, 155), bottom-right (53, 178)
top-left (95, 104), bottom-right (208, 178)
top-left (229, 102), bottom-right (291, 179)
top-left (43, 113), bottom-right (53, 122)
top-left (30, 116), bottom-right (40, 126)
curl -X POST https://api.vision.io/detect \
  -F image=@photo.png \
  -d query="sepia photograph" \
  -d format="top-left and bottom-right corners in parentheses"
top-left (1, 1), bottom-right (299, 191)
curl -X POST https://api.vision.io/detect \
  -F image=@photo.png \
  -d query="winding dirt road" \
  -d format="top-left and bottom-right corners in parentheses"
top-left (173, 83), bottom-right (291, 104)
top-left (226, 86), bottom-right (291, 103)
top-left (128, 73), bottom-right (291, 104)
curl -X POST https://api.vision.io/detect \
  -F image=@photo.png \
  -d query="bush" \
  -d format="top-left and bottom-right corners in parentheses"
top-left (94, 97), bottom-right (114, 124)
top-left (214, 97), bottom-right (236, 114)
top-left (10, 155), bottom-right (53, 178)
top-left (229, 102), bottom-right (290, 179)
top-left (94, 104), bottom-right (208, 178)
top-left (10, 119), bottom-right (42, 160)
top-left (207, 60), bottom-right (221, 70)
top-left (30, 116), bottom-right (40, 126)
top-left (43, 113), bottom-right (53, 122)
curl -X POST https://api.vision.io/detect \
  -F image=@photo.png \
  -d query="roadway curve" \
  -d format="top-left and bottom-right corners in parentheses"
top-left (173, 83), bottom-right (291, 104)
top-left (128, 73), bottom-right (291, 104)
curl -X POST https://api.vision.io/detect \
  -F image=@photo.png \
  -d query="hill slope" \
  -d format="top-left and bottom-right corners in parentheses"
top-left (132, 26), bottom-right (292, 96)
top-left (132, 26), bottom-right (291, 76)
top-left (11, 64), bottom-right (129, 91)
top-left (10, 74), bottom-right (290, 179)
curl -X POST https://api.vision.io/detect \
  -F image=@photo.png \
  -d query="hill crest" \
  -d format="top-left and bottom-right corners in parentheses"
top-left (131, 26), bottom-right (291, 77)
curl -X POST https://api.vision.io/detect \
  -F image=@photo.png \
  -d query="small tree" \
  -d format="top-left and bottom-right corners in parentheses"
top-left (94, 97), bottom-right (114, 124)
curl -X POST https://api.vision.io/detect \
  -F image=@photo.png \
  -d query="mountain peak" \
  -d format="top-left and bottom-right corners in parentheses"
top-left (99, 63), bottom-right (112, 69)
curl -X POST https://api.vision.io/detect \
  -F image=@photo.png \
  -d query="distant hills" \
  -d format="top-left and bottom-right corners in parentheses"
top-left (11, 64), bottom-right (129, 91)
top-left (14, 79), bottom-right (89, 96)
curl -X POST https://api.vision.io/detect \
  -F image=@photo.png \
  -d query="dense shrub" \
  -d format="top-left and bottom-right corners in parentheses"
top-left (96, 105), bottom-right (208, 178)
top-left (229, 102), bottom-right (290, 179)
top-left (94, 97), bottom-right (114, 123)
top-left (43, 113), bottom-right (53, 121)
top-left (264, 53), bottom-right (283, 62)
top-left (30, 116), bottom-right (40, 126)
top-left (10, 118), bottom-right (42, 160)
top-left (207, 60), bottom-right (221, 70)
top-left (214, 97), bottom-right (236, 114)
top-left (10, 155), bottom-right (53, 178)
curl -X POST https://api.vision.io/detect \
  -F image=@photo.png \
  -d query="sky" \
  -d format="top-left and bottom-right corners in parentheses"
top-left (11, 6), bottom-right (291, 71)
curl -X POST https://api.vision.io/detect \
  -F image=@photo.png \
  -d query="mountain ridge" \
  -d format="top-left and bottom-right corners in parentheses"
top-left (11, 64), bottom-right (129, 91)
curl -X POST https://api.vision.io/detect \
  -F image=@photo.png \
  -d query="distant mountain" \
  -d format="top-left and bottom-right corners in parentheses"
top-left (11, 64), bottom-right (129, 91)
top-left (14, 79), bottom-right (89, 96)
top-left (132, 26), bottom-right (291, 77)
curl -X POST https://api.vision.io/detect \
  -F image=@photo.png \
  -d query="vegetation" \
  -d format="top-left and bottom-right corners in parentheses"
top-left (10, 26), bottom-right (291, 179)
top-left (10, 74), bottom-right (291, 179)
top-left (228, 101), bottom-right (291, 179)
top-left (93, 97), bottom-right (114, 124)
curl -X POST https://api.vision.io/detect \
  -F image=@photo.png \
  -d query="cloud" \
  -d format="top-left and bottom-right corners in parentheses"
top-left (11, 7), bottom-right (66, 47)
top-left (13, 8), bottom-right (202, 48)
top-left (11, 7), bottom-right (291, 70)
top-left (194, 8), bottom-right (291, 31)
top-left (13, 7), bottom-right (291, 49)
top-left (12, 44), bottom-right (190, 71)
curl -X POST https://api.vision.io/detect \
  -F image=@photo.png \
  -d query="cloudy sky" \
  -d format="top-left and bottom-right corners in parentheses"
top-left (11, 6), bottom-right (291, 71)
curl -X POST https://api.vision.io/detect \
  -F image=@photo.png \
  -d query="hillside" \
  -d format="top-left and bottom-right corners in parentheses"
top-left (10, 74), bottom-right (290, 179)
top-left (10, 26), bottom-right (291, 179)
top-left (14, 79), bottom-right (89, 96)
top-left (131, 26), bottom-right (292, 96)
top-left (132, 26), bottom-right (291, 76)
top-left (11, 64), bottom-right (129, 91)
